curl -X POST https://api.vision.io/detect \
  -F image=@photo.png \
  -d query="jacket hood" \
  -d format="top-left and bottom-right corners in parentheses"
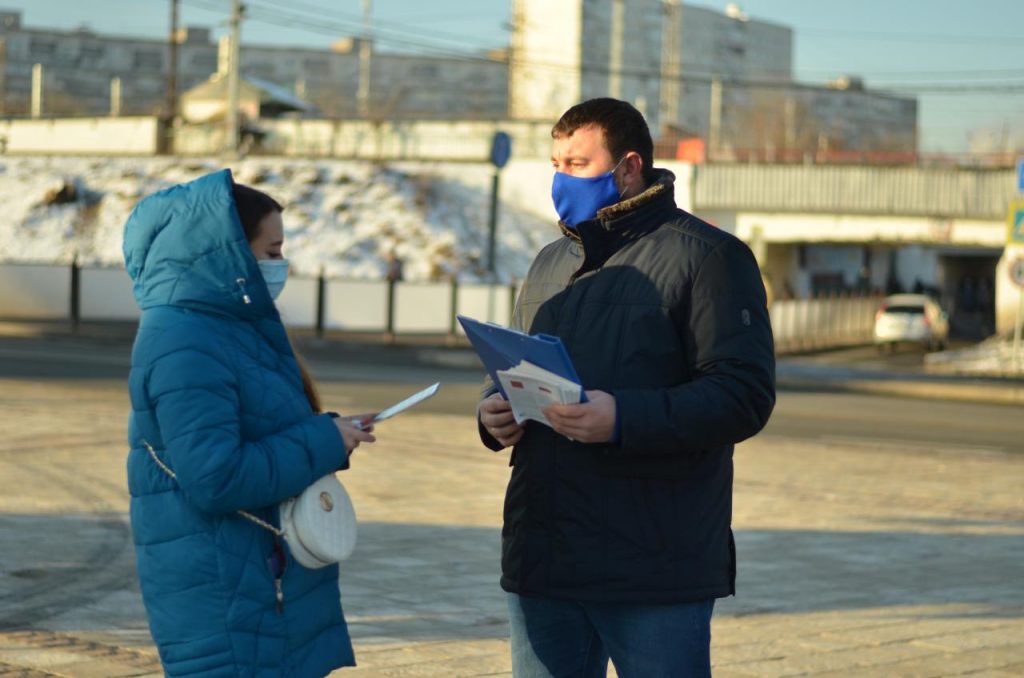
top-left (123, 169), bottom-right (274, 320)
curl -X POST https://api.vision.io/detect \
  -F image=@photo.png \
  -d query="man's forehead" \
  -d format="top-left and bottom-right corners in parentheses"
top-left (554, 123), bottom-right (606, 142)
top-left (552, 124), bottom-right (608, 156)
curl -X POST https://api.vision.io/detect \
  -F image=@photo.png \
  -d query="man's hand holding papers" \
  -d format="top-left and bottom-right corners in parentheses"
top-left (543, 390), bottom-right (617, 444)
top-left (496, 360), bottom-right (583, 428)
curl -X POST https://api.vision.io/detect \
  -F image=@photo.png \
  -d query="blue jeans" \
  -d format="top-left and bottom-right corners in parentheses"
top-left (507, 592), bottom-right (714, 678)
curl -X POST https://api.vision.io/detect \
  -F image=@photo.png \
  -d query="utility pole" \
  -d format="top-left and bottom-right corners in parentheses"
top-left (659, 0), bottom-right (681, 128)
top-left (30, 63), bottom-right (42, 118)
top-left (0, 39), bottom-right (8, 116)
top-left (225, 0), bottom-right (242, 157)
top-left (166, 0), bottom-right (179, 120)
top-left (357, 0), bottom-right (371, 119)
top-left (608, 0), bottom-right (624, 99)
top-left (160, 0), bottom-right (180, 153)
top-left (110, 77), bottom-right (122, 117)
top-left (709, 78), bottom-right (722, 161)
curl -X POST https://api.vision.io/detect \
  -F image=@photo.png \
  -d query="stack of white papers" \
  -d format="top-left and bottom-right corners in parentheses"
top-left (496, 360), bottom-right (582, 428)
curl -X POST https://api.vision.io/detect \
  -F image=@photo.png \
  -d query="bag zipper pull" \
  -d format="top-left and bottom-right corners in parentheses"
top-left (275, 578), bottom-right (284, 614)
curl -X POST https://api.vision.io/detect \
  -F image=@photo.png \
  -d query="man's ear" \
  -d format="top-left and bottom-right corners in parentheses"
top-left (620, 151), bottom-right (645, 197)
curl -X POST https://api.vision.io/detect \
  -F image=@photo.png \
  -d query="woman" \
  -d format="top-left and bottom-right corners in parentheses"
top-left (123, 169), bottom-right (373, 676)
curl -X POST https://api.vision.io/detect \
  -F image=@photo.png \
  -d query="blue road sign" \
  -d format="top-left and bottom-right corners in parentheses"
top-left (1018, 157), bottom-right (1024, 193)
top-left (490, 131), bottom-right (512, 169)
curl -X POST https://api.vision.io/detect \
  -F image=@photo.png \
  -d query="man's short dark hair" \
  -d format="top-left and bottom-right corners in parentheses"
top-left (552, 98), bottom-right (655, 182)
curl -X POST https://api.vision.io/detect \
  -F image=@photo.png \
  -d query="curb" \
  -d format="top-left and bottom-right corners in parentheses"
top-left (776, 375), bottom-right (1024, 406)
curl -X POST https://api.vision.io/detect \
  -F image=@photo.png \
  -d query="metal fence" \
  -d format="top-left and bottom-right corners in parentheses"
top-left (770, 295), bottom-right (881, 352)
top-left (0, 261), bottom-right (881, 352)
top-left (0, 261), bottom-right (515, 337)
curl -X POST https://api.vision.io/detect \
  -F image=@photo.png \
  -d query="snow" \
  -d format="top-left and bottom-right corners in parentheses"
top-left (0, 156), bottom-right (556, 283)
top-left (924, 336), bottom-right (1024, 377)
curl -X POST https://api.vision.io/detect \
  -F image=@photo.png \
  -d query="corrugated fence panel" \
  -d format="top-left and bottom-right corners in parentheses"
top-left (0, 263), bottom-right (70, 319)
top-left (80, 268), bottom-right (139, 321)
top-left (394, 282), bottom-right (453, 333)
top-left (276, 277), bottom-right (318, 328)
top-left (456, 284), bottom-right (514, 330)
top-left (695, 165), bottom-right (1016, 219)
top-left (325, 280), bottom-right (388, 331)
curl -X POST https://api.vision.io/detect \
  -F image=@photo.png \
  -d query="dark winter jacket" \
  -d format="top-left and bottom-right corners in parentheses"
top-left (123, 170), bottom-right (355, 677)
top-left (479, 169), bottom-right (775, 604)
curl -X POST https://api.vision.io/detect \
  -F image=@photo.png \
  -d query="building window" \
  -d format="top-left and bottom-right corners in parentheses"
top-left (411, 63), bottom-right (439, 78)
top-left (78, 44), bottom-right (104, 65)
top-left (191, 52), bottom-right (217, 71)
top-left (134, 50), bottom-right (163, 71)
top-left (29, 37), bottom-right (57, 58)
top-left (303, 58), bottom-right (330, 76)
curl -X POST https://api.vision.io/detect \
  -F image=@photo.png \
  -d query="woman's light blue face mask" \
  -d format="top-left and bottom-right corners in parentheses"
top-left (257, 259), bottom-right (289, 300)
top-left (551, 156), bottom-right (626, 228)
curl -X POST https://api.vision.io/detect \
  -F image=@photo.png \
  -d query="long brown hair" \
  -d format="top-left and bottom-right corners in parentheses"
top-left (233, 182), bottom-right (322, 413)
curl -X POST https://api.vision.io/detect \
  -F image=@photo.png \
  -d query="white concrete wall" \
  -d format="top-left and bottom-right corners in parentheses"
top-left (0, 117), bottom-right (160, 155)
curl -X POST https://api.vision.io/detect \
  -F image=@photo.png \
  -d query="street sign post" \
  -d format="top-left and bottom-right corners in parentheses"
top-left (486, 131), bottom-right (512, 278)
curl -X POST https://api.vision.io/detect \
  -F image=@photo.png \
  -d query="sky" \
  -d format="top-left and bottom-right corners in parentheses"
top-left (4, 0), bottom-right (1023, 154)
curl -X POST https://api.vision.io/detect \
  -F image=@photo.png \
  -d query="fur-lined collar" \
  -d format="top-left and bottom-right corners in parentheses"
top-left (559, 168), bottom-right (676, 240)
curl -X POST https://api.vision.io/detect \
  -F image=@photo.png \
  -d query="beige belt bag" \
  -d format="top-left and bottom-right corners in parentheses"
top-left (144, 441), bottom-right (357, 568)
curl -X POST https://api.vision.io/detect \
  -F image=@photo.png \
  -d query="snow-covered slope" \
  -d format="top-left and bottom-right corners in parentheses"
top-left (0, 156), bottom-right (558, 282)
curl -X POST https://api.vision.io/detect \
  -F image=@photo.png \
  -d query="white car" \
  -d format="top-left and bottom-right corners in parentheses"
top-left (873, 294), bottom-right (949, 352)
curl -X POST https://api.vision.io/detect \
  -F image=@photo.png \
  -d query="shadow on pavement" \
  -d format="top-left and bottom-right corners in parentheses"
top-left (2, 517), bottom-right (1019, 640)
top-left (727, 527), bottom-right (1024, 619)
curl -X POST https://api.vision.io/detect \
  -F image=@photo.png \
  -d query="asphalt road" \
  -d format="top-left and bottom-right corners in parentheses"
top-left (0, 334), bottom-right (1018, 455)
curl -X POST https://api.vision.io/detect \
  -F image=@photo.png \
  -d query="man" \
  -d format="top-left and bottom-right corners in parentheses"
top-left (477, 98), bottom-right (775, 677)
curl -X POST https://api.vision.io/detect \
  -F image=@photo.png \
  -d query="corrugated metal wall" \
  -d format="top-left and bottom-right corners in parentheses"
top-left (693, 164), bottom-right (1016, 219)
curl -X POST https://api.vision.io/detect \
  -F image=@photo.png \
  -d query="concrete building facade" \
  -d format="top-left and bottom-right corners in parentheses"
top-left (0, 10), bottom-right (507, 120)
top-left (509, 1), bottom-right (917, 160)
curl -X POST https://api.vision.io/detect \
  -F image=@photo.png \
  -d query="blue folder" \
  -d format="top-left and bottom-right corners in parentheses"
top-left (457, 315), bottom-right (587, 402)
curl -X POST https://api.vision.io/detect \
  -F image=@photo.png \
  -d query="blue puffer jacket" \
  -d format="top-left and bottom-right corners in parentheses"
top-left (123, 170), bottom-right (355, 677)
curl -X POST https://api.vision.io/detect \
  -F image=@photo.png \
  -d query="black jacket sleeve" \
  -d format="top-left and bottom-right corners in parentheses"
top-left (476, 281), bottom-right (527, 451)
top-left (614, 238), bottom-right (776, 455)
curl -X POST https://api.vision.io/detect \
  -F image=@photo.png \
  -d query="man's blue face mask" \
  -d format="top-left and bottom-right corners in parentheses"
top-left (551, 157), bottom-right (626, 228)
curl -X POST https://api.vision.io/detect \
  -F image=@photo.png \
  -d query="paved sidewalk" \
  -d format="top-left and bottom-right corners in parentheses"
top-left (0, 377), bottom-right (1021, 677)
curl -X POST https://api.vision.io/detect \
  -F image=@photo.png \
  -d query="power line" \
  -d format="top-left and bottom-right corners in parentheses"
top-left (176, 0), bottom-right (1024, 99)
top-left (243, 0), bottom-right (501, 55)
top-left (248, 0), bottom-right (506, 50)
top-left (796, 27), bottom-right (1023, 46)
